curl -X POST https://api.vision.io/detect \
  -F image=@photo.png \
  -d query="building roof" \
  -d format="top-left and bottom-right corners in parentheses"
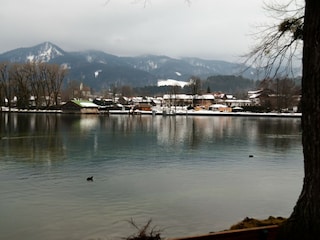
top-left (72, 100), bottom-right (98, 108)
top-left (163, 94), bottom-right (193, 100)
top-left (249, 93), bottom-right (261, 99)
top-left (248, 89), bottom-right (263, 95)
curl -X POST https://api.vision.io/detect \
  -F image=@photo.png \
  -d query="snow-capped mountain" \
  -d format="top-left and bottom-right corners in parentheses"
top-left (0, 42), bottom-right (65, 63)
top-left (0, 42), bottom-right (261, 90)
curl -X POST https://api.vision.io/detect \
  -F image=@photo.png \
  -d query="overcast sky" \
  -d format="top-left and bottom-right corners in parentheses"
top-left (1, 0), bottom-right (280, 62)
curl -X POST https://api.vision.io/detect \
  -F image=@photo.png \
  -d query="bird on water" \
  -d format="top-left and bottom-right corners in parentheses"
top-left (87, 176), bottom-right (93, 181)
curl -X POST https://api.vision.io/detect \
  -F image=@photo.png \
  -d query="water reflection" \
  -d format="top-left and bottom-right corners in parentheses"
top-left (0, 113), bottom-right (303, 240)
top-left (1, 114), bottom-right (302, 164)
top-left (255, 118), bottom-right (302, 151)
top-left (154, 116), bottom-right (301, 153)
top-left (0, 113), bottom-right (65, 163)
top-left (0, 114), bottom-right (300, 168)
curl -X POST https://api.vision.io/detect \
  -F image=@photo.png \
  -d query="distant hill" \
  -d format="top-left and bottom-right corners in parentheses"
top-left (0, 41), bottom-right (267, 91)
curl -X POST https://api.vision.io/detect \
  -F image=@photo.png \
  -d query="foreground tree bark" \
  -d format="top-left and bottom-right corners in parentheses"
top-left (279, 0), bottom-right (320, 239)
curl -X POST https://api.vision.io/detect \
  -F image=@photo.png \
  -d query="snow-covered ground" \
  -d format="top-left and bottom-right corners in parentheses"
top-left (1, 106), bottom-right (301, 118)
top-left (1, 107), bottom-right (62, 113)
top-left (109, 108), bottom-right (302, 118)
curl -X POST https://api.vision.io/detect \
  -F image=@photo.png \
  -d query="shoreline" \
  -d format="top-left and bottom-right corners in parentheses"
top-left (110, 109), bottom-right (302, 118)
top-left (1, 107), bottom-right (301, 118)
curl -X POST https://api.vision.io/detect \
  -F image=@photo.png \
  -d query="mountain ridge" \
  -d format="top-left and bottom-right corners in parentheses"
top-left (0, 42), bottom-right (257, 90)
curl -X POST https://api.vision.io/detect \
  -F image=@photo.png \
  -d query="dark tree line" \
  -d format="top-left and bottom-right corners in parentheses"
top-left (0, 62), bottom-right (67, 109)
top-left (205, 75), bottom-right (255, 94)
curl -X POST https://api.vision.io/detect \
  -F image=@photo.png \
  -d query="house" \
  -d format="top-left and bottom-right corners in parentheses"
top-left (248, 88), bottom-right (301, 112)
top-left (61, 100), bottom-right (99, 114)
top-left (134, 103), bottom-right (152, 111)
top-left (248, 89), bottom-right (264, 106)
top-left (194, 94), bottom-right (215, 108)
top-left (163, 94), bottom-right (193, 107)
top-left (162, 94), bottom-right (215, 107)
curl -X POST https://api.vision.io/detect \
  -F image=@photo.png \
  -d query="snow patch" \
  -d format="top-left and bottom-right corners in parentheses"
top-left (157, 79), bottom-right (191, 88)
top-left (61, 63), bottom-right (71, 69)
top-left (27, 55), bottom-right (35, 62)
top-left (94, 70), bottom-right (102, 78)
top-left (147, 60), bottom-right (158, 69)
top-left (87, 56), bottom-right (93, 63)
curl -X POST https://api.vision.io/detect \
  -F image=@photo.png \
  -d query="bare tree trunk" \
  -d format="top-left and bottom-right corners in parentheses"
top-left (11, 64), bottom-right (30, 109)
top-left (279, 0), bottom-right (320, 239)
top-left (0, 63), bottom-right (11, 110)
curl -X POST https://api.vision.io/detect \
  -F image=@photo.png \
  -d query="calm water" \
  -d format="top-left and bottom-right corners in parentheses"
top-left (0, 113), bottom-right (303, 240)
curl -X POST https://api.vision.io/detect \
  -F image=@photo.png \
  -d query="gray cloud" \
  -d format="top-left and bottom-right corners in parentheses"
top-left (1, 0), bottom-right (278, 61)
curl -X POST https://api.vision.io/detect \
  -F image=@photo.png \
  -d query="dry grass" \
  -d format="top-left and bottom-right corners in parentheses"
top-left (125, 219), bottom-right (162, 240)
top-left (229, 216), bottom-right (287, 230)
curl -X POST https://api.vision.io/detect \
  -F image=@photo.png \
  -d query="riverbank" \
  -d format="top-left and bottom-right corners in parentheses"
top-left (110, 109), bottom-right (302, 118)
top-left (0, 107), bottom-right (62, 114)
top-left (1, 106), bottom-right (302, 118)
top-left (168, 217), bottom-right (285, 240)
top-left (169, 225), bottom-right (279, 240)
top-left (128, 217), bottom-right (285, 240)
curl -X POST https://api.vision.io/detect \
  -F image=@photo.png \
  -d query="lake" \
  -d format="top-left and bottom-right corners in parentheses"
top-left (0, 113), bottom-right (303, 240)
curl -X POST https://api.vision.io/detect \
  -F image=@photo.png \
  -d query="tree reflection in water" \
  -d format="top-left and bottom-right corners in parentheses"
top-left (0, 113), bottom-right (301, 164)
